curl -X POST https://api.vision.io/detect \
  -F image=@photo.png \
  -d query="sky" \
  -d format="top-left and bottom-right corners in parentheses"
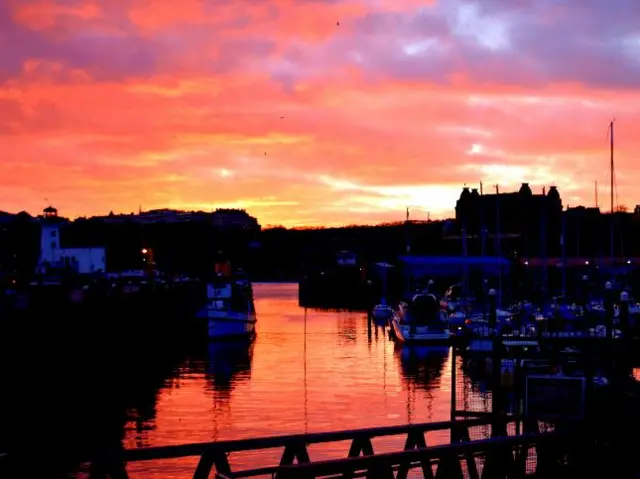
top-left (1, 0), bottom-right (639, 227)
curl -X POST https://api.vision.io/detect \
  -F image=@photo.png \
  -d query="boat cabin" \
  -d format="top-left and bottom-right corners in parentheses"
top-left (398, 294), bottom-right (444, 326)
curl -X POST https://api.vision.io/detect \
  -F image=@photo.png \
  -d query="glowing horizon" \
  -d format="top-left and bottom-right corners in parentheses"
top-left (1, 0), bottom-right (639, 228)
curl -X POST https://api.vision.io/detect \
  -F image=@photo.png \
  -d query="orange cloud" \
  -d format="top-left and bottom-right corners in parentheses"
top-left (0, 0), bottom-right (639, 226)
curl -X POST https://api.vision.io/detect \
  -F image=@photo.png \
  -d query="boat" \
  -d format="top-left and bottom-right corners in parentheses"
top-left (371, 262), bottom-right (395, 323)
top-left (198, 269), bottom-right (257, 340)
top-left (390, 293), bottom-right (450, 345)
top-left (371, 303), bottom-right (394, 323)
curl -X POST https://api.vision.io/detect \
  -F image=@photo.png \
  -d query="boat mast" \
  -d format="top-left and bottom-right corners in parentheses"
top-left (480, 181), bottom-right (486, 285)
top-left (610, 121), bottom-right (614, 215)
top-left (461, 214), bottom-right (469, 301)
top-left (304, 308), bottom-right (308, 434)
top-left (495, 184), bottom-right (502, 307)
top-left (609, 120), bottom-right (615, 267)
top-left (561, 211), bottom-right (567, 297)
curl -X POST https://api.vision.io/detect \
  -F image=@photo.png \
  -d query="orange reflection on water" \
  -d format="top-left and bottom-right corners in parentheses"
top-left (120, 283), bottom-right (467, 478)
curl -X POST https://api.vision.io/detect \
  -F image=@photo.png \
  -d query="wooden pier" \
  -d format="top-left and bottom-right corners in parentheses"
top-left (83, 417), bottom-right (575, 479)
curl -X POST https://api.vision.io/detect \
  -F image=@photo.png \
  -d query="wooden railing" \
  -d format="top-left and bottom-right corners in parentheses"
top-left (84, 417), bottom-right (568, 479)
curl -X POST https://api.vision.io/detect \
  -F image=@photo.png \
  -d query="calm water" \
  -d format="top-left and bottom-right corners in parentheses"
top-left (59, 283), bottom-right (484, 478)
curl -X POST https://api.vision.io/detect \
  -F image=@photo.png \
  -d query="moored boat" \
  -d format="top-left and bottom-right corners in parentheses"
top-left (197, 269), bottom-right (257, 340)
top-left (390, 293), bottom-right (450, 345)
top-left (371, 303), bottom-right (394, 323)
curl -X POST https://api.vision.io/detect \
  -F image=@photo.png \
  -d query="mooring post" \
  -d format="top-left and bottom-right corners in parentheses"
top-left (604, 281), bottom-right (613, 340)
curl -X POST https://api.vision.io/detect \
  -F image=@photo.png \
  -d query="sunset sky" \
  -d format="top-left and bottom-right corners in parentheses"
top-left (1, 0), bottom-right (639, 227)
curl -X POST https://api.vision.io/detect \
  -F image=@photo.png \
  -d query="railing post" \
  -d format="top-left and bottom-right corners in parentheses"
top-left (194, 450), bottom-right (231, 479)
top-left (397, 429), bottom-right (432, 479)
top-left (275, 440), bottom-right (311, 479)
top-left (535, 435), bottom-right (561, 479)
top-left (434, 451), bottom-right (463, 479)
top-left (451, 424), bottom-right (479, 479)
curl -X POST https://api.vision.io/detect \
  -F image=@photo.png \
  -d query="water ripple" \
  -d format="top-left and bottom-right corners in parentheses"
top-left (106, 283), bottom-right (486, 478)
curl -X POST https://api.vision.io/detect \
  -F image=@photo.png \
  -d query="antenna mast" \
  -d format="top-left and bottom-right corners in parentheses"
top-left (595, 181), bottom-right (598, 209)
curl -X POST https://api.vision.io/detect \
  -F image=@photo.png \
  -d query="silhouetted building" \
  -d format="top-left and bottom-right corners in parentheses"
top-left (454, 183), bottom-right (563, 258)
top-left (91, 208), bottom-right (260, 230)
top-left (37, 206), bottom-right (106, 275)
top-left (211, 208), bottom-right (260, 231)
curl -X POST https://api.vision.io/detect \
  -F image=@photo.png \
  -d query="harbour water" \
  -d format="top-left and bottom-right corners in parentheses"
top-left (2, 283), bottom-right (489, 478)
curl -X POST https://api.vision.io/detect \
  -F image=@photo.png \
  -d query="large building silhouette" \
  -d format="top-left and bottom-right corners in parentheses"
top-left (454, 183), bottom-right (563, 258)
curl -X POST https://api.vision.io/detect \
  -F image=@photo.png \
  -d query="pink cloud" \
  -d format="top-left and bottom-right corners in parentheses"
top-left (0, 0), bottom-right (638, 226)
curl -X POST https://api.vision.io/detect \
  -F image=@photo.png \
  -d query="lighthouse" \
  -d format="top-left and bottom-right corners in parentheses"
top-left (36, 206), bottom-right (107, 275)
top-left (39, 206), bottom-right (61, 269)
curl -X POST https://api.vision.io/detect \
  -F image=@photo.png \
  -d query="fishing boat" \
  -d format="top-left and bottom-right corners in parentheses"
top-left (390, 293), bottom-right (450, 345)
top-left (197, 268), bottom-right (257, 340)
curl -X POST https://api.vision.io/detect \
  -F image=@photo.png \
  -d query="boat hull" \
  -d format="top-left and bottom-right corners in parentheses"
top-left (391, 319), bottom-right (450, 345)
top-left (371, 306), bottom-right (394, 323)
top-left (207, 315), bottom-right (256, 339)
top-left (206, 311), bottom-right (257, 340)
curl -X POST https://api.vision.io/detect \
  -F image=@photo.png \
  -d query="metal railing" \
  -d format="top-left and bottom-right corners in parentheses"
top-left (84, 417), bottom-right (566, 479)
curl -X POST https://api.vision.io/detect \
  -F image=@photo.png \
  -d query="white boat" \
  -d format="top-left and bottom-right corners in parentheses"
top-left (371, 304), bottom-right (394, 323)
top-left (391, 293), bottom-right (450, 345)
top-left (199, 275), bottom-right (257, 340)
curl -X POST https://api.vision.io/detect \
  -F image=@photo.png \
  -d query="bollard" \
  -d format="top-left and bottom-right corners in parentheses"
top-left (619, 291), bottom-right (629, 336)
top-left (604, 281), bottom-right (614, 340)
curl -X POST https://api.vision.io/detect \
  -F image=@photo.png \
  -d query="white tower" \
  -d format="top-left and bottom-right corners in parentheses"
top-left (39, 206), bottom-right (60, 265)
